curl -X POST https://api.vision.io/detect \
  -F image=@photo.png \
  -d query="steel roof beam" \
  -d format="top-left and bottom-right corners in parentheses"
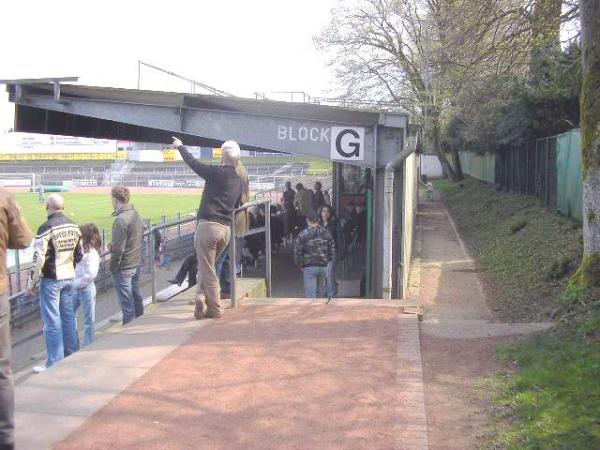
top-left (1, 77), bottom-right (78, 103)
top-left (13, 92), bottom-right (382, 166)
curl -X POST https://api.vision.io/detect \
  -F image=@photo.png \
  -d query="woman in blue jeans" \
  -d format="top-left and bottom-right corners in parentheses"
top-left (73, 224), bottom-right (101, 347)
top-left (320, 205), bottom-right (342, 298)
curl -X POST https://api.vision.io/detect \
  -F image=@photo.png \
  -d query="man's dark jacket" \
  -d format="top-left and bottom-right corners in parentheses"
top-left (177, 146), bottom-right (242, 226)
top-left (282, 188), bottom-right (295, 211)
top-left (294, 225), bottom-right (336, 268)
top-left (323, 218), bottom-right (343, 260)
top-left (111, 204), bottom-right (144, 273)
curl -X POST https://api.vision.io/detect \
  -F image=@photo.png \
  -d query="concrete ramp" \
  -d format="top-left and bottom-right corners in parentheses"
top-left (16, 296), bottom-right (428, 450)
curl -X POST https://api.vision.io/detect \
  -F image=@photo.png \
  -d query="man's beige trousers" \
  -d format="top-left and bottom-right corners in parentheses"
top-left (194, 220), bottom-right (231, 314)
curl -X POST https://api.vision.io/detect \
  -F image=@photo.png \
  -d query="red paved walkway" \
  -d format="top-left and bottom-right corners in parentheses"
top-left (57, 300), bottom-right (427, 450)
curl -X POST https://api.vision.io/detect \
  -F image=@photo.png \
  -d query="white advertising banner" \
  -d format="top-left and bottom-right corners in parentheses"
top-left (250, 182), bottom-right (276, 191)
top-left (174, 179), bottom-right (205, 188)
top-left (0, 132), bottom-right (117, 154)
top-left (0, 179), bottom-right (32, 187)
top-left (148, 180), bottom-right (175, 188)
top-left (72, 179), bottom-right (99, 187)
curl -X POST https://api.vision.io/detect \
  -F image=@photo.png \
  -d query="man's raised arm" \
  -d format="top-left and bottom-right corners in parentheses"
top-left (172, 137), bottom-right (212, 180)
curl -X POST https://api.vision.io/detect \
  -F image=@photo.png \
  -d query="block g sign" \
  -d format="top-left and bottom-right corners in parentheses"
top-left (330, 127), bottom-right (364, 161)
top-left (277, 125), bottom-right (365, 161)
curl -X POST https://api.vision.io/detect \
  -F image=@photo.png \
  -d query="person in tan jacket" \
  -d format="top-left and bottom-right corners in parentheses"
top-left (0, 187), bottom-right (33, 450)
top-left (294, 183), bottom-right (315, 228)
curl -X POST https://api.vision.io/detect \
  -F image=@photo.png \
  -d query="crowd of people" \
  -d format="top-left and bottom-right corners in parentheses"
top-left (21, 186), bottom-right (147, 373)
top-left (280, 179), bottom-right (368, 298)
top-left (167, 174), bottom-right (369, 300)
top-left (0, 138), bottom-right (372, 449)
top-left (0, 183), bottom-right (157, 450)
top-left (166, 175), bottom-right (367, 301)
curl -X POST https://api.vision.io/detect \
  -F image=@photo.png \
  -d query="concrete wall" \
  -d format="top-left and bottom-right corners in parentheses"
top-left (400, 153), bottom-right (418, 299)
top-left (372, 126), bottom-right (404, 298)
top-left (372, 125), bottom-right (419, 299)
top-left (420, 154), bottom-right (443, 179)
top-left (373, 152), bottom-right (418, 299)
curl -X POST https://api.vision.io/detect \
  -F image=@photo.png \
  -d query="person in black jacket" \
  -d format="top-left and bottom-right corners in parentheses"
top-left (355, 203), bottom-right (367, 245)
top-left (320, 205), bottom-right (342, 298)
top-left (294, 211), bottom-right (336, 298)
top-left (282, 181), bottom-right (296, 238)
top-left (313, 181), bottom-right (330, 211)
top-left (168, 254), bottom-right (197, 287)
top-left (173, 137), bottom-right (242, 320)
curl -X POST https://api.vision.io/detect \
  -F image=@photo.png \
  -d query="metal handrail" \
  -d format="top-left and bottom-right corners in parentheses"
top-left (8, 214), bottom-right (196, 326)
top-left (147, 198), bottom-right (272, 306)
top-left (230, 199), bottom-right (272, 306)
top-left (9, 200), bottom-right (272, 326)
top-left (148, 216), bottom-right (197, 303)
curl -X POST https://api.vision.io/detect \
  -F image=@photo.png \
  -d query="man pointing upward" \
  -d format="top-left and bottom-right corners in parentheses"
top-left (172, 137), bottom-right (242, 319)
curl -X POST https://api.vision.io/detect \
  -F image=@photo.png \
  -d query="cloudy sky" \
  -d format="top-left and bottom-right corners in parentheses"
top-left (0, 0), bottom-right (339, 133)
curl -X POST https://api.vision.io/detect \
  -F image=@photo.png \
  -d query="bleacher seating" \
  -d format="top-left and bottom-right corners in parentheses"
top-left (0, 159), bottom-right (329, 190)
top-left (0, 160), bottom-right (111, 173)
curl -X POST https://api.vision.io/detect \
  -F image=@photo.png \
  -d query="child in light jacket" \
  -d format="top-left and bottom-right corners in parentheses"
top-left (74, 223), bottom-right (101, 347)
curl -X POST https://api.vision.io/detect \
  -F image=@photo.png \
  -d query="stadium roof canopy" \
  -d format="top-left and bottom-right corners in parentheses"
top-left (4, 80), bottom-right (409, 168)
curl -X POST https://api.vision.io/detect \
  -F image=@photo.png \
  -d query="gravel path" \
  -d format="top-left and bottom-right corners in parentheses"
top-left (413, 193), bottom-right (552, 449)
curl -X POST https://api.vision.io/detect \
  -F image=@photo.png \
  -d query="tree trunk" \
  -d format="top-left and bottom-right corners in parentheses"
top-left (429, 110), bottom-right (459, 181)
top-left (450, 148), bottom-right (464, 180)
top-left (577, 0), bottom-right (600, 287)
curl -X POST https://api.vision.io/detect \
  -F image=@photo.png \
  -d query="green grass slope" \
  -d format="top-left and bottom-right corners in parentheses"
top-left (435, 178), bottom-right (582, 322)
top-left (488, 312), bottom-right (600, 450)
top-left (435, 177), bottom-right (599, 450)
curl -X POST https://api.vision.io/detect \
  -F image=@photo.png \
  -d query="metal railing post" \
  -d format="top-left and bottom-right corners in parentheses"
top-left (15, 250), bottom-right (21, 292)
top-left (177, 212), bottom-right (182, 259)
top-left (161, 216), bottom-right (166, 258)
top-left (149, 230), bottom-right (157, 303)
top-left (146, 221), bottom-right (153, 274)
top-left (230, 214), bottom-right (237, 307)
top-left (266, 205), bottom-right (272, 297)
top-left (545, 139), bottom-right (550, 206)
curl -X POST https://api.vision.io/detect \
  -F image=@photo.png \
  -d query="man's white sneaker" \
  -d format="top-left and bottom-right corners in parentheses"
top-left (32, 365), bottom-right (47, 374)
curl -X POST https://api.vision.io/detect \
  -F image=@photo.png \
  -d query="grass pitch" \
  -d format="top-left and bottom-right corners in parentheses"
top-left (15, 192), bottom-right (200, 236)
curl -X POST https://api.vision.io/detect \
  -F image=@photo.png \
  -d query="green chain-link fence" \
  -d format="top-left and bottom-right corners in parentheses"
top-left (555, 129), bottom-right (583, 221)
top-left (454, 129), bottom-right (583, 221)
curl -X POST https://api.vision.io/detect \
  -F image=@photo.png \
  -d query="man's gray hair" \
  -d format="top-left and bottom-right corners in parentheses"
top-left (221, 140), bottom-right (241, 165)
top-left (46, 193), bottom-right (65, 211)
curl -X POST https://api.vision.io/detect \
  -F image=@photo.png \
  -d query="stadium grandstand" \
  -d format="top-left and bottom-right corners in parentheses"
top-left (1, 130), bottom-right (332, 330)
top-left (0, 131), bottom-right (331, 192)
